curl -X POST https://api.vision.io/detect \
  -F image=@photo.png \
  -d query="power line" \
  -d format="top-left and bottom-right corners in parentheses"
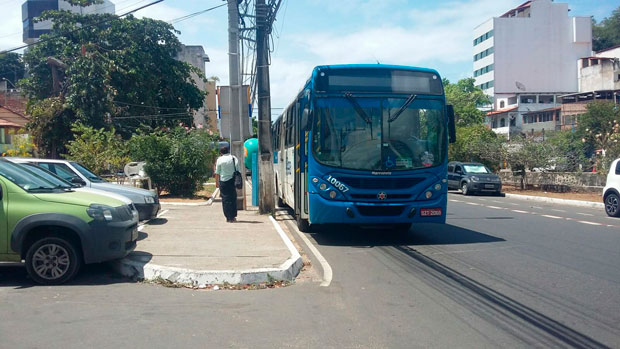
top-left (113, 100), bottom-right (190, 110)
top-left (168, 3), bottom-right (227, 25)
top-left (0, 0), bottom-right (164, 54)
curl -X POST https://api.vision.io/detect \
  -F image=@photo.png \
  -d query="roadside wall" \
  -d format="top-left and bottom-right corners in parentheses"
top-left (499, 170), bottom-right (604, 193)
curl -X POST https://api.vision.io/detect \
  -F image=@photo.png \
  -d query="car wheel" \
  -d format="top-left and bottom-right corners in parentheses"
top-left (461, 182), bottom-right (470, 195)
top-left (604, 193), bottom-right (620, 217)
top-left (25, 237), bottom-right (81, 285)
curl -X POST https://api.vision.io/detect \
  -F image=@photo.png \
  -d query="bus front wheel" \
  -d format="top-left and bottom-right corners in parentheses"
top-left (297, 216), bottom-right (311, 233)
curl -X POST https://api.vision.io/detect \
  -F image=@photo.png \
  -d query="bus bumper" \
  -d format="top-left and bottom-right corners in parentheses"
top-left (308, 193), bottom-right (447, 225)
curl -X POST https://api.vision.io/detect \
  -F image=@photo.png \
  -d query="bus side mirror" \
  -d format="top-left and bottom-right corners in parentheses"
top-left (447, 105), bottom-right (456, 144)
top-left (301, 108), bottom-right (310, 131)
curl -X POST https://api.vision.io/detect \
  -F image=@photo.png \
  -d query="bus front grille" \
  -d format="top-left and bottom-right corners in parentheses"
top-left (356, 205), bottom-right (405, 216)
top-left (340, 177), bottom-right (424, 189)
top-left (351, 194), bottom-right (411, 200)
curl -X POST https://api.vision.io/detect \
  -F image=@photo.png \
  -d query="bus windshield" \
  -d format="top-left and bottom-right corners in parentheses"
top-left (312, 97), bottom-right (445, 171)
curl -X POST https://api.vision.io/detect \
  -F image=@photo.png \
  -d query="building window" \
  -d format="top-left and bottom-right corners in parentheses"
top-left (473, 29), bottom-right (494, 47)
top-left (0, 128), bottom-right (5, 144)
top-left (500, 118), bottom-right (505, 127)
top-left (491, 119), bottom-right (497, 128)
top-left (473, 47), bottom-right (494, 62)
top-left (510, 117), bottom-right (516, 127)
top-left (500, 101), bottom-right (505, 108)
top-left (520, 95), bottom-right (535, 104)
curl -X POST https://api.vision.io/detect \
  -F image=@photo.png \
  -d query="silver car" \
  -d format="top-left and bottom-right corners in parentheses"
top-left (7, 158), bottom-right (160, 221)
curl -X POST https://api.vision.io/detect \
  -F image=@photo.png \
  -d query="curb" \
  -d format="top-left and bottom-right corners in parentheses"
top-left (159, 188), bottom-right (219, 207)
top-left (112, 210), bottom-right (303, 287)
top-left (504, 193), bottom-right (604, 209)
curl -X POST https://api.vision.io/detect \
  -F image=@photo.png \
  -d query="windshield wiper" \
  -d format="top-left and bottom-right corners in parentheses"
top-left (388, 94), bottom-right (417, 123)
top-left (344, 93), bottom-right (372, 124)
top-left (344, 92), bottom-right (374, 140)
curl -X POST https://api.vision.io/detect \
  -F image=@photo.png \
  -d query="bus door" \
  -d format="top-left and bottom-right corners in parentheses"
top-left (294, 102), bottom-right (301, 217)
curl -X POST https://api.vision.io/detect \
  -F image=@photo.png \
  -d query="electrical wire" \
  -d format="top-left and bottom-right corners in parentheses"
top-left (0, 0), bottom-right (164, 54)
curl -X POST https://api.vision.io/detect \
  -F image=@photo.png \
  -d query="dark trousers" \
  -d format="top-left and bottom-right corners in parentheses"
top-left (220, 178), bottom-right (237, 220)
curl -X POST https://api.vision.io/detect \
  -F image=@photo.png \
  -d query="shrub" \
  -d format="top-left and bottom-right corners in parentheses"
top-left (129, 126), bottom-right (218, 197)
top-left (64, 123), bottom-right (130, 175)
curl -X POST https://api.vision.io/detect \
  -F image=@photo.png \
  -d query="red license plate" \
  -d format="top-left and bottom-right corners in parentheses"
top-left (420, 208), bottom-right (442, 217)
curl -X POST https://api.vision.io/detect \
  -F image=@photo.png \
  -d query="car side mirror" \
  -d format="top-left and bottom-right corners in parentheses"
top-left (447, 105), bottom-right (456, 144)
top-left (71, 177), bottom-right (86, 186)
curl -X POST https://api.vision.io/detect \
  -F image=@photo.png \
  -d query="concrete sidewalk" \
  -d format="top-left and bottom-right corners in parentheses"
top-left (113, 189), bottom-right (302, 287)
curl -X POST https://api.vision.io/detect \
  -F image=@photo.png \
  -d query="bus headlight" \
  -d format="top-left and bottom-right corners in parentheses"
top-left (425, 191), bottom-right (433, 199)
top-left (329, 191), bottom-right (337, 199)
top-left (320, 183), bottom-right (327, 190)
top-left (434, 184), bottom-right (442, 191)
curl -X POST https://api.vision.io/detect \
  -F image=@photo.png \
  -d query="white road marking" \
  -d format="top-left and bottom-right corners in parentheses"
top-left (541, 215), bottom-right (562, 219)
top-left (157, 209), bottom-right (169, 218)
top-left (491, 200), bottom-right (502, 204)
top-left (511, 210), bottom-right (529, 214)
top-left (508, 203), bottom-right (519, 206)
top-left (551, 209), bottom-right (566, 213)
top-left (449, 199), bottom-right (461, 203)
top-left (577, 212), bottom-right (594, 217)
top-left (486, 206), bottom-right (503, 210)
top-left (276, 216), bottom-right (333, 287)
top-left (466, 202), bottom-right (481, 206)
top-left (532, 206), bottom-right (543, 209)
top-left (578, 221), bottom-right (602, 226)
top-left (477, 198), bottom-right (487, 201)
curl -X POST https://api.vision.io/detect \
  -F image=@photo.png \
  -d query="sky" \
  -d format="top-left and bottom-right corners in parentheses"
top-left (0, 0), bottom-right (618, 115)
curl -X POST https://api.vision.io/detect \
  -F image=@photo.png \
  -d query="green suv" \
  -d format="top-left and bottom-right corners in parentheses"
top-left (0, 159), bottom-right (139, 284)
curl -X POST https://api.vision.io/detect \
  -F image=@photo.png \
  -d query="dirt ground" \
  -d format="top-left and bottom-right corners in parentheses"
top-left (158, 184), bottom-right (216, 203)
top-left (502, 186), bottom-right (602, 203)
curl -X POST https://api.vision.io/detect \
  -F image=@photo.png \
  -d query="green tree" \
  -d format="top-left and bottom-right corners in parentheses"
top-left (19, 10), bottom-right (206, 147)
top-left (545, 130), bottom-right (588, 172)
top-left (506, 136), bottom-right (556, 189)
top-left (444, 78), bottom-right (490, 126)
top-left (26, 98), bottom-right (76, 158)
top-left (64, 124), bottom-right (130, 175)
top-left (577, 101), bottom-right (620, 173)
top-left (449, 124), bottom-right (504, 170)
top-left (129, 127), bottom-right (219, 197)
top-left (593, 6), bottom-right (620, 52)
top-left (0, 53), bottom-right (25, 84)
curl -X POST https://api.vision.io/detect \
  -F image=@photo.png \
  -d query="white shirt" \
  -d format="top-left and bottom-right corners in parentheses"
top-left (215, 154), bottom-right (239, 182)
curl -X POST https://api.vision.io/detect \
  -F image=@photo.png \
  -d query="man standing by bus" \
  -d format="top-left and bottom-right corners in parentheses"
top-left (215, 145), bottom-right (239, 222)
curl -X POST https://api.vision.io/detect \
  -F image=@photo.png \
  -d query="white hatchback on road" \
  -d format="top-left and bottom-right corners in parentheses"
top-left (603, 158), bottom-right (620, 217)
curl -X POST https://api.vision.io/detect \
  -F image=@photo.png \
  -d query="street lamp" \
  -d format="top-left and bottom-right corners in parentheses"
top-left (1, 78), bottom-right (17, 107)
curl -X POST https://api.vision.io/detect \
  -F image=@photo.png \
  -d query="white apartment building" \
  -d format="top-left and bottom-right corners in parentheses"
top-left (22, 0), bottom-right (115, 44)
top-left (473, 0), bottom-right (592, 137)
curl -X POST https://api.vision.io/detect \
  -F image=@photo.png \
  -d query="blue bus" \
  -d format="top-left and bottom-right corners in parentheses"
top-left (272, 65), bottom-right (456, 232)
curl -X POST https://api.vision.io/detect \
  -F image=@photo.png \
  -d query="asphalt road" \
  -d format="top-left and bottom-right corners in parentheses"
top-left (1, 192), bottom-right (619, 348)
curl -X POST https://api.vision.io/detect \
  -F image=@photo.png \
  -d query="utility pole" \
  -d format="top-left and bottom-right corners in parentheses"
top-left (227, 0), bottom-right (247, 209)
top-left (255, 0), bottom-right (275, 213)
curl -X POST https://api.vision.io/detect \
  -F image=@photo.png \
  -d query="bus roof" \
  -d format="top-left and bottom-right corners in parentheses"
top-left (312, 64), bottom-right (440, 76)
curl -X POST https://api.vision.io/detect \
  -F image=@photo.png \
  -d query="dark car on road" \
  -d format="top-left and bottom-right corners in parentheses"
top-left (448, 161), bottom-right (502, 195)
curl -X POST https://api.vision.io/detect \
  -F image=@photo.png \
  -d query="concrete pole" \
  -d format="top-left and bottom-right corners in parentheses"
top-left (227, 0), bottom-right (246, 209)
top-left (255, 0), bottom-right (275, 214)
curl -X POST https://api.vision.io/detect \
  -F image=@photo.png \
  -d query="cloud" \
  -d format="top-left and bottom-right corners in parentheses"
top-left (132, 2), bottom-right (188, 22)
top-left (0, 4), bottom-right (25, 51)
top-left (291, 0), bottom-right (516, 67)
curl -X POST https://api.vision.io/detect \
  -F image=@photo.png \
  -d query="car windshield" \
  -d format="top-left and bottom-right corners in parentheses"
top-left (463, 164), bottom-right (490, 174)
top-left (71, 162), bottom-right (105, 182)
top-left (0, 161), bottom-right (65, 192)
top-left (312, 97), bottom-right (445, 171)
top-left (19, 163), bottom-right (74, 189)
